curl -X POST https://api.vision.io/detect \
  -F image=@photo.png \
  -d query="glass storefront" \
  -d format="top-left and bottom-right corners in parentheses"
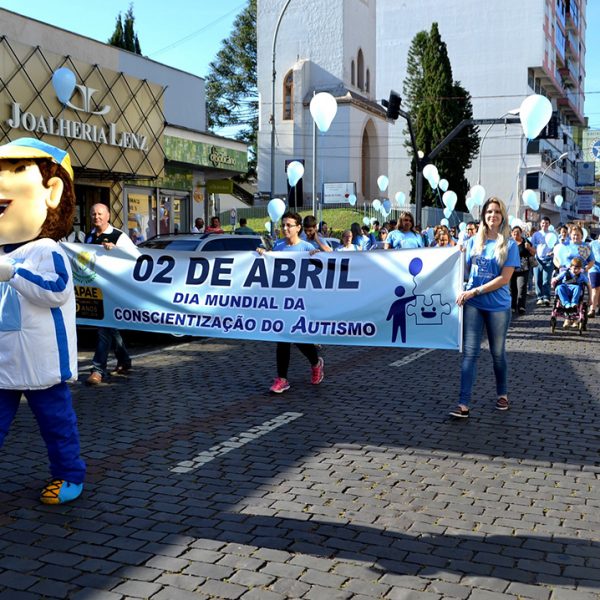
top-left (126, 187), bottom-right (190, 242)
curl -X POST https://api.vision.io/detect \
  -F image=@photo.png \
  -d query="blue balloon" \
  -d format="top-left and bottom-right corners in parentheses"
top-left (409, 257), bottom-right (423, 277)
top-left (52, 67), bottom-right (76, 104)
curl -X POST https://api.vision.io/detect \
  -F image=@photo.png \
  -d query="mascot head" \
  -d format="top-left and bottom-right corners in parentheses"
top-left (0, 137), bottom-right (75, 245)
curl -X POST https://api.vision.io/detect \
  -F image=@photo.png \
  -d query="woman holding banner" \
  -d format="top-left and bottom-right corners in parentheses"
top-left (451, 198), bottom-right (520, 419)
top-left (257, 211), bottom-right (325, 394)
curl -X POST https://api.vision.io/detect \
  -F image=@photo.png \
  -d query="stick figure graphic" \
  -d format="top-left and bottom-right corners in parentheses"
top-left (386, 285), bottom-right (417, 343)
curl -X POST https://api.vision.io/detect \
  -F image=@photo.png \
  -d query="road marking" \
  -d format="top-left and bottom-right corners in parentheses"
top-left (389, 348), bottom-right (434, 367)
top-left (170, 411), bottom-right (304, 474)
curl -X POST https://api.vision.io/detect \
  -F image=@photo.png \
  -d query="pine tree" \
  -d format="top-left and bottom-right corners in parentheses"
top-left (108, 4), bottom-right (142, 54)
top-left (205, 0), bottom-right (257, 179)
top-left (402, 23), bottom-right (479, 210)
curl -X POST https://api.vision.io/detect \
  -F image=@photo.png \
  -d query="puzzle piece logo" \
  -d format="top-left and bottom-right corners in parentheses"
top-left (406, 294), bottom-right (452, 325)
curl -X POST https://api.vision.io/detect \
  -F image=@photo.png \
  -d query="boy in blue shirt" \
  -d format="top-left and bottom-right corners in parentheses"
top-left (552, 258), bottom-right (591, 327)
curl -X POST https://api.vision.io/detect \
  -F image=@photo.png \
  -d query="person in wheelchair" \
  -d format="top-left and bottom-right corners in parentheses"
top-left (551, 257), bottom-right (592, 328)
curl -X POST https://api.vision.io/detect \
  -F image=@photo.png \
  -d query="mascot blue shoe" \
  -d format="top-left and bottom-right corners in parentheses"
top-left (40, 480), bottom-right (84, 505)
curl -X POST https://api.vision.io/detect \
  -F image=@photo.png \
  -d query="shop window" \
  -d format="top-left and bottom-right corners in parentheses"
top-left (283, 70), bottom-right (294, 120)
top-left (126, 189), bottom-right (157, 244)
top-left (357, 49), bottom-right (364, 90)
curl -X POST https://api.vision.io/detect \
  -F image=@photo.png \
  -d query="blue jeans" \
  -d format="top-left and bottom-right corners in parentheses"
top-left (556, 283), bottom-right (582, 307)
top-left (534, 258), bottom-right (554, 301)
top-left (92, 327), bottom-right (131, 377)
top-left (0, 383), bottom-right (86, 483)
top-left (459, 304), bottom-right (511, 406)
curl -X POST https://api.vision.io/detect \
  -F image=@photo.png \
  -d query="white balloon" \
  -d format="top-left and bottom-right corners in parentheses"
top-left (554, 194), bottom-right (564, 208)
top-left (439, 178), bottom-right (449, 192)
top-left (522, 189), bottom-right (539, 211)
top-left (458, 222), bottom-right (467, 232)
top-left (348, 193), bottom-right (357, 206)
top-left (440, 218), bottom-right (449, 227)
top-left (442, 190), bottom-right (457, 212)
top-left (443, 207), bottom-right (453, 219)
top-left (519, 94), bottom-right (553, 140)
top-left (394, 191), bottom-right (406, 206)
top-left (466, 197), bottom-right (476, 215)
top-left (582, 227), bottom-right (589, 240)
top-left (286, 161), bottom-right (304, 187)
top-left (264, 221), bottom-right (272, 233)
top-left (377, 175), bottom-right (389, 192)
top-left (267, 198), bottom-right (286, 222)
top-left (423, 164), bottom-right (439, 189)
top-left (309, 92), bottom-right (338, 132)
top-left (372, 199), bottom-right (382, 211)
top-left (512, 218), bottom-right (525, 229)
top-left (469, 184), bottom-right (486, 206)
top-left (545, 232), bottom-right (558, 249)
top-left (508, 215), bottom-right (515, 227)
top-left (548, 224), bottom-right (555, 231)
top-left (362, 217), bottom-right (370, 226)
top-left (370, 217), bottom-right (377, 225)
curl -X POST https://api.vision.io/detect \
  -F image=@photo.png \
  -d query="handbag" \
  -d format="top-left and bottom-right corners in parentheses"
top-left (529, 255), bottom-right (539, 268)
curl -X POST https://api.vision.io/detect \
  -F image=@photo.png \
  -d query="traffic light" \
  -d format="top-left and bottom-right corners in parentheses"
top-left (383, 90), bottom-right (402, 121)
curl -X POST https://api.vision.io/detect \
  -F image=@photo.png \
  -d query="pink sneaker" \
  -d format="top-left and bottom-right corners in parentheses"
top-left (269, 377), bottom-right (290, 394)
top-left (311, 357), bottom-right (324, 385)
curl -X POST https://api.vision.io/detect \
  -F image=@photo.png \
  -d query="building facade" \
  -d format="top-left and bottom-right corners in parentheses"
top-left (257, 0), bottom-right (590, 225)
top-left (0, 9), bottom-right (248, 241)
top-left (257, 0), bottom-right (389, 208)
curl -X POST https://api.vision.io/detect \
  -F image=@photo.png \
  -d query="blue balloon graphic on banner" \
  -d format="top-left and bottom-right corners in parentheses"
top-left (409, 257), bottom-right (423, 277)
top-left (52, 67), bottom-right (76, 104)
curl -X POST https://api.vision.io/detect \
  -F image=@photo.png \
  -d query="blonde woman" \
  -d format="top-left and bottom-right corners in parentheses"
top-left (451, 198), bottom-right (520, 418)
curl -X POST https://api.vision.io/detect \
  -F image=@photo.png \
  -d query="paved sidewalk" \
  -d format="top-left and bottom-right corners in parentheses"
top-left (0, 302), bottom-right (599, 599)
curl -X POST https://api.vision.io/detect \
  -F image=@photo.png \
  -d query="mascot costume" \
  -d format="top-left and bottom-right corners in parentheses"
top-left (0, 137), bottom-right (85, 504)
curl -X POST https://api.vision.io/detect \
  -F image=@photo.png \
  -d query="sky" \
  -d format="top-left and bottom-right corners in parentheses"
top-left (0, 0), bottom-right (246, 79)
top-left (0, 0), bottom-right (598, 128)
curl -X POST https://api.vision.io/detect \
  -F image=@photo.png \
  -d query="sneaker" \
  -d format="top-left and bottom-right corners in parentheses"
top-left (495, 396), bottom-right (509, 411)
top-left (518, 307), bottom-right (526, 315)
top-left (563, 319), bottom-right (572, 328)
top-left (536, 299), bottom-right (544, 305)
top-left (311, 357), bottom-right (324, 385)
top-left (269, 377), bottom-right (290, 394)
top-left (449, 405), bottom-right (469, 418)
top-left (571, 320), bottom-right (579, 328)
top-left (40, 479), bottom-right (83, 505)
top-left (86, 372), bottom-right (102, 385)
top-left (544, 300), bottom-right (550, 307)
top-left (113, 364), bottom-right (132, 375)
top-left (587, 308), bottom-right (595, 319)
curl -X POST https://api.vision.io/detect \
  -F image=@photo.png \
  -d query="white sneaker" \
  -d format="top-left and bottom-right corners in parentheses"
top-left (563, 319), bottom-right (572, 328)
top-left (536, 299), bottom-right (544, 306)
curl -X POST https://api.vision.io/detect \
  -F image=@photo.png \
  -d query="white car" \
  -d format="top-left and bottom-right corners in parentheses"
top-left (139, 233), bottom-right (272, 252)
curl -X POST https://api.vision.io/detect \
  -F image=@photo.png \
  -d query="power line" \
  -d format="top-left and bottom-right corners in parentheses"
top-left (146, 3), bottom-right (246, 58)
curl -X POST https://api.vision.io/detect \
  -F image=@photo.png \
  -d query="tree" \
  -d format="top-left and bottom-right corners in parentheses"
top-left (108, 4), bottom-right (142, 54)
top-left (205, 0), bottom-right (257, 180)
top-left (402, 23), bottom-right (479, 210)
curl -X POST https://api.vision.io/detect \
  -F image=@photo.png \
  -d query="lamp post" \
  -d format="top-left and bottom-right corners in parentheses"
top-left (269, 0), bottom-right (293, 200)
top-left (539, 151), bottom-right (568, 195)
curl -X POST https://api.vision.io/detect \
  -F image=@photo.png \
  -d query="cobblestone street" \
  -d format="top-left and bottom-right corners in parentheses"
top-left (1, 303), bottom-right (599, 600)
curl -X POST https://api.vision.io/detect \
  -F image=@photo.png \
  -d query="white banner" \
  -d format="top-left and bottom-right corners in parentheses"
top-left (63, 244), bottom-right (464, 350)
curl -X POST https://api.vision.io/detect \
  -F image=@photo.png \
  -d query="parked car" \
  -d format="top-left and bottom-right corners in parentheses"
top-left (138, 233), bottom-right (272, 252)
top-left (323, 237), bottom-right (341, 250)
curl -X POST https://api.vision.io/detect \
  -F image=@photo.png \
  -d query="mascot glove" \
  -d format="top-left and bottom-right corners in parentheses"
top-left (0, 260), bottom-right (15, 281)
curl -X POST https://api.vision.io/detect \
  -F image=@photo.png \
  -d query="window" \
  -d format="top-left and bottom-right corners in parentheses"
top-left (283, 70), bottom-right (293, 120)
top-left (351, 60), bottom-right (355, 86)
top-left (357, 49), bottom-right (364, 90)
top-left (366, 68), bottom-right (370, 93)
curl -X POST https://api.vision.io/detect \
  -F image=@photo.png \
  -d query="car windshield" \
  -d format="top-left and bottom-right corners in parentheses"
top-left (201, 238), bottom-right (263, 251)
top-left (141, 239), bottom-right (200, 251)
